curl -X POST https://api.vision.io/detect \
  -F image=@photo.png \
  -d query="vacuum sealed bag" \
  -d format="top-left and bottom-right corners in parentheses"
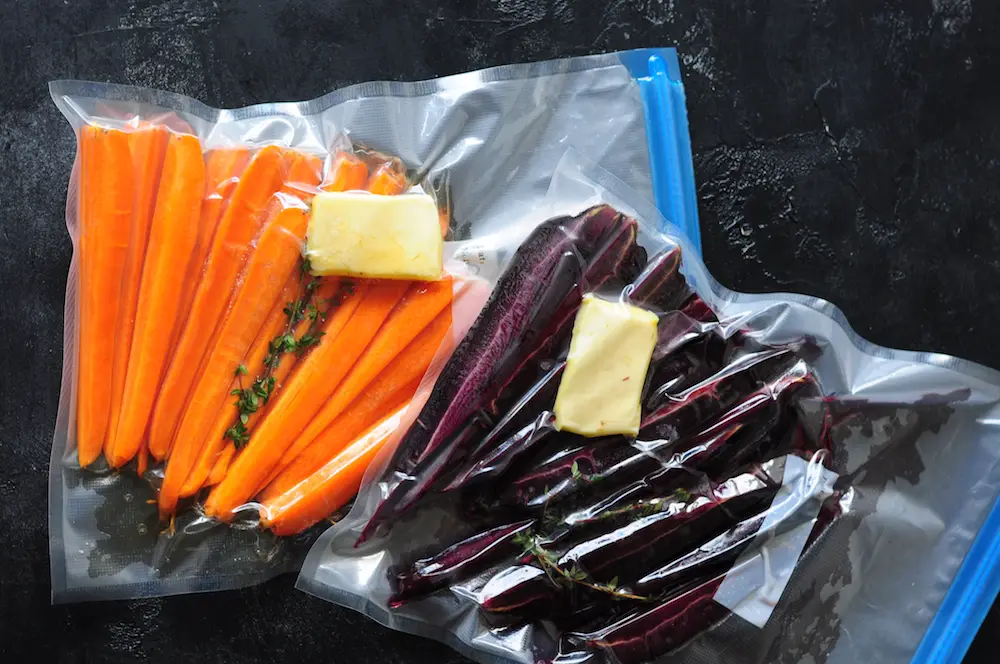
top-left (48, 48), bottom-right (698, 601)
top-left (296, 152), bottom-right (1000, 664)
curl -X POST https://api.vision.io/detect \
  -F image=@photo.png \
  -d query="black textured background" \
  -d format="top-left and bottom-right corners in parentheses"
top-left (2, 0), bottom-right (999, 661)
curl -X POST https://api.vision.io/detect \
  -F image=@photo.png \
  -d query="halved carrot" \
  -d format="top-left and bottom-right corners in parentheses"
top-left (260, 405), bottom-right (409, 536)
top-left (260, 380), bottom-right (418, 502)
top-left (282, 151), bottom-right (323, 196)
top-left (109, 132), bottom-right (205, 468)
top-left (137, 442), bottom-right (150, 476)
top-left (272, 278), bottom-right (457, 474)
top-left (207, 444), bottom-right (236, 487)
top-left (260, 306), bottom-right (454, 498)
top-left (365, 161), bottom-right (408, 195)
top-left (205, 280), bottom-right (411, 519)
top-left (321, 152), bottom-right (369, 192)
top-left (103, 126), bottom-right (169, 462)
top-left (148, 146), bottom-right (286, 461)
top-left (176, 273), bottom-right (300, 499)
top-left (160, 195), bottom-right (319, 517)
top-left (177, 148), bottom-right (252, 314)
top-left (76, 126), bottom-right (135, 467)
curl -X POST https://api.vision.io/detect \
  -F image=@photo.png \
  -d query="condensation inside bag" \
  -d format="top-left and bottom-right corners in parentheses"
top-left (48, 52), bottom-right (666, 601)
top-left (296, 153), bottom-right (1000, 664)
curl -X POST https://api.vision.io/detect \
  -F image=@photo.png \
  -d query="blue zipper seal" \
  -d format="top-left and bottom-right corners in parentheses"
top-left (620, 48), bottom-right (702, 254)
top-left (911, 493), bottom-right (1000, 663)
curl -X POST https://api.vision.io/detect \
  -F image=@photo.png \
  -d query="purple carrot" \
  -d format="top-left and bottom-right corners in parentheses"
top-left (359, 206), bottom-right (624, 543)
top-left (627, 246), bottom-right (687, 311)
top-left (448, 235), bottom-right (689, 494)
top-left (644, 331), bottom-right (728, 412)
top-left (490, 217), bottom-right (644, 409)
top-left (496, 347), bottom-right (801, 510)
top-left (567, 573), bottom-right (732, 664)
top-left (479, 468), bottom-right (778, 619)
top-left (477, 564), bottom-right (559, 617)
top-left (389, 519), bottom-right (535, 607)
top-left (552, 469), bottom-right (778, 583)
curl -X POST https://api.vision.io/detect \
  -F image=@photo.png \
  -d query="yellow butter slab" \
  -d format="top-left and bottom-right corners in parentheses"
top-left (306, 192), bottom-right (443, 280)
top-left (554, 294), bottom-right (658, 437)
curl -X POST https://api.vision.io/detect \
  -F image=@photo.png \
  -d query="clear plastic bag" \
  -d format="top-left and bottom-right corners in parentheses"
top-left (296, 152), bottom-right (1000, 664)
top-left (48, 50), bottom-right (684, 602)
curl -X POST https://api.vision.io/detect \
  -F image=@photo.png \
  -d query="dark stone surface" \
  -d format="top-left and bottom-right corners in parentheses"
top-left (1, 0), bottom-right (998, 661)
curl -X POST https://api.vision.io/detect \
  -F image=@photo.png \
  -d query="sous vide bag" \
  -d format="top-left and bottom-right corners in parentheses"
top-left (295, 151), bottom-right (1000, 664)
top-left (48, 49), bottom-right (688, 602)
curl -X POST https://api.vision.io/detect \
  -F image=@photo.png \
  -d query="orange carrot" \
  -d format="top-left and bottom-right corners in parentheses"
top-left (160, 196), bottom-right (319, 516)
top-left (282, 151), bottom-right (323, 196)
top-left (109, 133), bottom-right (205, 468)
top-left (148, 146), bottom-right (286, 461)
top-left (75, 127), bottom-right (135, 468)
top-left (186, 276), bottom-right (341, 499)
top-left (137, 442), bottom-right (150, 476)
top-left (365, 161), bottom-right (408, 195)
top-left (260, 405), bottom-right (409, 536)
top-left (179, 148), bottom-right (251, 309)
top-left (207, 444), bottom-right (236, 487)
top-left (176, 273), bottom-right (300, 499)
top-left (102, 126), bottom-right (170, 462)
top-left (321, 152), bottom-right (369, 192)
top-left (274, 278), bottom-right (457, 472)
top-left (261, 305), bottom-right (454, 498)
top-left (260, 380), bottom-right (418, 502)
top-left (205, 280), bottom-right (410, 519)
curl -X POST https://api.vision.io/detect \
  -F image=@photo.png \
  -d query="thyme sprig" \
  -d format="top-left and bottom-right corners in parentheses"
top-left (511, 531), bottom-right (657, 602)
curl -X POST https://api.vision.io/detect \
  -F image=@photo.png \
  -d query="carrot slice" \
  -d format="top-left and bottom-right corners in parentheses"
top-left (205, 279), bottom-right (409, 519)
top-left (109, 133), bottom-right (205, 468)
top-left (159, 197), bottom-right (318, 517)
top-left (365, 161), bottom-right (408, 195)
top-left (260, 405), bottom-right (409, 536)
top-left (321, 152), bottom-right (369, 192)
top-left (103, 126), bottom-right (170, 462)
top-left (273, 278), bottom-right (456, 474)
top-left (148, 146), bottom-right (286, 461)
top-left (260, 306), bottom-right (454, 499)
top-left (76, 126), bottom-right (135, 467)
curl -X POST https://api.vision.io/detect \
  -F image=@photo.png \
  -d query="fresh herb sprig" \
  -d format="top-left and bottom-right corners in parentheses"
top-left (511, 531), bottom-right (656, 602)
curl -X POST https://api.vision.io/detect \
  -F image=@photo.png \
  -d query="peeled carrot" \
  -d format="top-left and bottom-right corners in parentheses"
top-left (282, 151), bottom-right (323, 196)
top-left (274, 278), bottom-right (457, 473)
top-left (206, 280), bottom-right (411, 519)
top-left (148, 146), bottom-right (286, 461)
top-left (109, 133), bottom-right (205, 468)
top-left (137, 442), bottom-right (150, 476)
top-left (177, 148), bottom-right (251, 316)
top-left (75, 127), bottom-right (135, 468)
top-left (260, 405), bottom-right (409, 536)
top-left (365, 161), bottom-right (408, 195)
top-left (261, 306), bottom-right (454, 498)
top-left (160, 194), bottom-right (319, 517)
top-left (321, 152), bottom-right (369, 192)
top-left (260, 380), bottom-right (418, 502)
top-left (102, 126), bottom-right (170, 462)
top-left (176, 273), bottom-right (300, 499)
top-left (207, 444), bottom-right (236, 487)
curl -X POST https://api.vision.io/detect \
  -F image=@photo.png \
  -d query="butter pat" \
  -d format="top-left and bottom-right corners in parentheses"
top-left (306, 192), bottom-right (443, 280)
top-left (554, 294), bottom-right (658, 437)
